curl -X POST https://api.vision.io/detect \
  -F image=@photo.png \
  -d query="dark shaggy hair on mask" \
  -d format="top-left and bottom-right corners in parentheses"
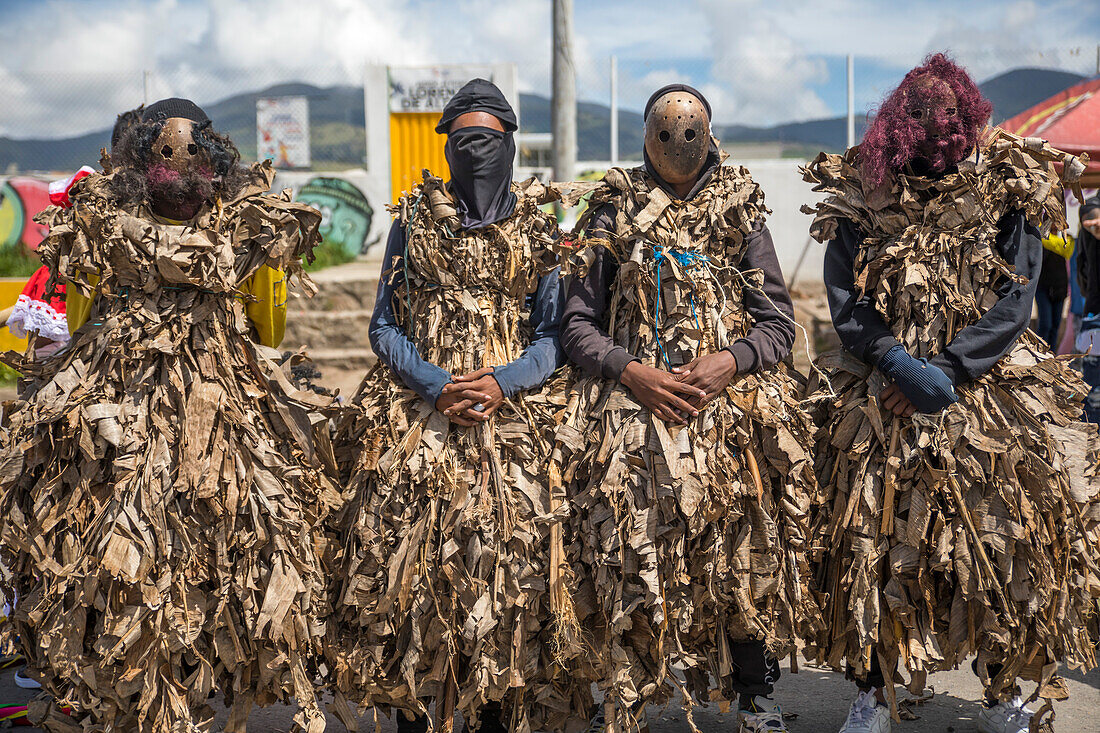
top-left (107, 119), bottom-right (258, 210)
top-left (859, 53), bottom-right (992, 188)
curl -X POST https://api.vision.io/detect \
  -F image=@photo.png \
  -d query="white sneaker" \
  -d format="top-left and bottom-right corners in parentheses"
top-left (738, 700), bottom-right (788, 732)
top-left (977, 697), bottom-right (1034, 733)
top-left (837, 689), bottom-right (891, 733)
top-left (13, 667), bottom-right (40, 690)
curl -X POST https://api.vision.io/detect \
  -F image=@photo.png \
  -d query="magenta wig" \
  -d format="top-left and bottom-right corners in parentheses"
top-left (859, 53), bottom-right (992, 187)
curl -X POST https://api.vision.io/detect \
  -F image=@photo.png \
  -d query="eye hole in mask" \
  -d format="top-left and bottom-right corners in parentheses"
top-left (909, 109), bottom-right (923, 120)
top-left (187, 143), bottom-right (198, 155)
top-left (161, 145), bottom-right (173, 158)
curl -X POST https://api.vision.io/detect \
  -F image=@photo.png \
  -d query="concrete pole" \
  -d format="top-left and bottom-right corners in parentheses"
top-left (610, 55), bottom-right (619, 166)
top-left (552, 0), bottom-right (576, 183)
top-left (143, 70), bottom-right (152, 106)
top-left (846, 54), bottom-right (855, 149)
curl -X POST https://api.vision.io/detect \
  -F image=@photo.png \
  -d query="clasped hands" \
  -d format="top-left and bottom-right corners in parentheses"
top-left (619, 350), bottom-right (739, 425)
top-left (434, 367), bottom-right (504, 426)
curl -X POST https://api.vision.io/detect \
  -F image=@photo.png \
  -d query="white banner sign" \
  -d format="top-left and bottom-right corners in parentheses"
top-left (257, 96), bottom-right (311, 168)
top-left (388, 66), bottom-right (494, 113)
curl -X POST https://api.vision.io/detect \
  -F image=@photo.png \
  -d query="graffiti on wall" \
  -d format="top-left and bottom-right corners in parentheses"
top-left (0, 172), bottom-right (381, 259)
top-left (0, 178), bottom-right (51, 250)
top-left (294, 177), bottom-right (375, 257)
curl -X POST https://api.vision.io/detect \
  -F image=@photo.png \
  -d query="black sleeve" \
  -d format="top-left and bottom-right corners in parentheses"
top-left (559, 205), bottom-right (639, 380)
top-left (823, 218), bottom-right (900, 367)
top-left (1079, 199), bottom-right (1100, 315)
top-left (929, 211), bottom-right (1041, 384)
top-left (726, 222), bottom-right (796, 372)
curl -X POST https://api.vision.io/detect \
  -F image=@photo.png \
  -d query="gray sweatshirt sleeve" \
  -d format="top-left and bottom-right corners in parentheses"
top-left (491, 268), bottom-right (566, 397)
top-left (560, 205), bottom-right (641, 380)
top-left (726, 222), bottom-right (797, 372)
top-left (367, 221), bottom-right (453, 405)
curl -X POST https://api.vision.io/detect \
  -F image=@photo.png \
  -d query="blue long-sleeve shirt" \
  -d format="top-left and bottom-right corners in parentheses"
top-left (368, 220), bottom-right (565, 406)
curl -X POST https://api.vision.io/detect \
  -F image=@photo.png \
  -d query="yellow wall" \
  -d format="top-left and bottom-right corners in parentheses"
top-left (0, 278), bottom-right (28, 352)
top-left (389, 112), bottom-right (450, 204)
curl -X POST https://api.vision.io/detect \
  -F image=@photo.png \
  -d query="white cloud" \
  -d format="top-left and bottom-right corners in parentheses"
top-left (0, 0), bottom-right (1095, 138)
top-left (924, 0), bottom-right (1098, 79)
top-left (697, 0), bottom-right (831, 125)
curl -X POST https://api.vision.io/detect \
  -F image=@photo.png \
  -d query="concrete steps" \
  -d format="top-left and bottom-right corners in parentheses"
top-left (283, 309), bottom-right (374, 350)
top-left (286, 259), bottom-right (381, 390)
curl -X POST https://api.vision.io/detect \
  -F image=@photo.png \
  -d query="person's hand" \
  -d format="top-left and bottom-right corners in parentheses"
top-left (439, 367), bottom-right (505, 422)
top-left (877, 345), bottom-right (958, 414)
top-left (672, 350), bottom-right (738, 407)
top-left (880, 383), bottom-right (917, 417)
top-left (1083, 214), bottom-right (1100, 239)
top-left (435, 390), bottom-right (478, 426)
top-left (619, 360), bottom-right (704, 425)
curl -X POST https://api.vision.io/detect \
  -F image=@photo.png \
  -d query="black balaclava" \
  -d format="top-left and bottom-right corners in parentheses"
top-left (642, 83), bottom-right (722, 201)
top-left (438, 79), bottom-right (518, 230)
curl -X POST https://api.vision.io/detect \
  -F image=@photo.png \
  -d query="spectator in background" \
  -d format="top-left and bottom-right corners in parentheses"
top-left (1061, 233), bottom-right (1085, 354)
top-left (1037, 226), bottom-right (1072, 350)
top-left (1074, 195), bottom-right (1100, 422)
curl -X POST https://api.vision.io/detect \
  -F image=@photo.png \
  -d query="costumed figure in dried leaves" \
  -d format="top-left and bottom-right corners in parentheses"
top-left (556, 84), bottom-right (819, 733)
top-left (0, 98), bottom-right (339, 733)
top-left (802, 54), bottom-right (1100, 733)
top-left (328, 80), bottom-right (588, 733)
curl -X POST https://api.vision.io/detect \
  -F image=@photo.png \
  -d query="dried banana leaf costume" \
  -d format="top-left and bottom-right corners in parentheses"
top-left (328, 83), bottom-right (587, 731)
top-left (0, 161), bottom-right (338, 733)
top-left (556, 150), bottom-right (819, 726)
top-left (802, 129), bottom-right (1100, 704)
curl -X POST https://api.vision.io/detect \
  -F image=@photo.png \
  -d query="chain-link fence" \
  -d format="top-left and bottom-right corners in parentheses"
top-left (556, 46), bottom-right (1100, 164)
top-left (0, 47), bottom-right (1096, 175)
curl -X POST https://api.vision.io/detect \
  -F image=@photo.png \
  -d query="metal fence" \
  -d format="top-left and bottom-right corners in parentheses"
top-left (0, 47), bottom-right (1096, 174)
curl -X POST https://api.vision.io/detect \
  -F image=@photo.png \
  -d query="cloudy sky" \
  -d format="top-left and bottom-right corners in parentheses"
top-left (0, 0), bottom-right (1097, 138)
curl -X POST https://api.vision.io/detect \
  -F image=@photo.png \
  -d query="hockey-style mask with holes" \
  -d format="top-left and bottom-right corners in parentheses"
top-left (644, 92), bottom-right (711, 185)
top-left (152, 117), bottom-right (211, 175)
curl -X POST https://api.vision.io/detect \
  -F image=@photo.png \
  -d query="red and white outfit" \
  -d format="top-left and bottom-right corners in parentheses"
top-left (8, 265), bottom-right (68, 356)
top-left (6, 166), bottom-right (96, 357)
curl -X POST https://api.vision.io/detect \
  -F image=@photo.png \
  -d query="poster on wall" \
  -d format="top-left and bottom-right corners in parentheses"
top-left (257, 96), bottom-right (311, 169)
top-left (388, 66), bottom-right (494, 113)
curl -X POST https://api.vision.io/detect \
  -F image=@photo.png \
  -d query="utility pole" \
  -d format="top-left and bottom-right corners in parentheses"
top-left (609, 55), bottom-right (619, 166)
top-left (552, 0), bottom-right (576, 184)
top-left (846, 54), bottom-right (855, 149)
top-left (143, 70), bottom-right (152, 106)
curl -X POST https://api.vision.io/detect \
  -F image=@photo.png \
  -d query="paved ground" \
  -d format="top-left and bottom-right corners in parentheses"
top-left (0, 658), bottom-right (1095, 732)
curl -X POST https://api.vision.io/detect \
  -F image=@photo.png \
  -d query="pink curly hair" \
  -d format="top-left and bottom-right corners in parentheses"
top-left (859, 53), bottom-right (992, 188)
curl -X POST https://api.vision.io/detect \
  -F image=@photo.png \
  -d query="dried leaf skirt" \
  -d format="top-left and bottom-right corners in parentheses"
top-left (554, 364), bottom-right (818, 724)
top-left (328, 367), bottom-right (589, 733)
top-left (0, 291), bottom-right (337, 733)
top-left (806, 335), bottom-right (1100, 699)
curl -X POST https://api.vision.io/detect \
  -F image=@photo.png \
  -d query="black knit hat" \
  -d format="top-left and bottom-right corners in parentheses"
top-left (643, 84), bottom-right (712, 120)
top-left (435, 79), bottom-right (518, 134)
top-left (142, 98), bottom-right (210, 125)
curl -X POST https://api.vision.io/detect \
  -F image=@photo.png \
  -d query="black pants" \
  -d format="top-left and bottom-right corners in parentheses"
top-left (729, 639), bottom-right (781, 698)
top-left (849, 655), bottom-right (1003, 691)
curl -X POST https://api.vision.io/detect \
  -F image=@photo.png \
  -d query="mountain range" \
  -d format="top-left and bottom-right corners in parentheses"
top-left (0, 67), bottom-right (1088, 173)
